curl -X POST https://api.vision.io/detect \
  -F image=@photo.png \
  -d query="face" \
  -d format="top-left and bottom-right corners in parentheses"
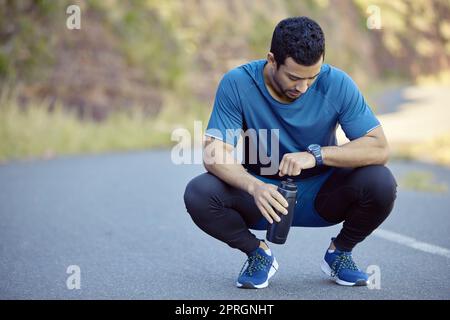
top-left (267, 53), bottom-right (323, 101)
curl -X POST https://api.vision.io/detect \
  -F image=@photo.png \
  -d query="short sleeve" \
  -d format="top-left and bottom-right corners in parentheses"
top-left (337, 73), bottom-right (380, 141)
top-left (205, 72), bottom-right (243, 147)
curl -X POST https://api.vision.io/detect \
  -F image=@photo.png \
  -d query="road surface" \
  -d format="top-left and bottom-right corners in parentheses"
top-left (0, 150), bottom-right (449, 299)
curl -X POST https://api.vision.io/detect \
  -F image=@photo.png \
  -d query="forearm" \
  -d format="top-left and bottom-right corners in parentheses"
top-left (204, 162), bottom-right (264, 196)
top-left (322, 136), bottom-right (389, 168)
top-left (203, 137), bottom-right (264, 195)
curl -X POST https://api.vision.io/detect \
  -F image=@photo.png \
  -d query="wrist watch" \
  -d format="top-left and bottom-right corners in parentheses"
top-left (307, 144), bottom-right (323, 166)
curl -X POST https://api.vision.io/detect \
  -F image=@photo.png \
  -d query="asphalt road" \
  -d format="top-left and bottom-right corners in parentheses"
top-left (0, 150), bottom-right (449, 299)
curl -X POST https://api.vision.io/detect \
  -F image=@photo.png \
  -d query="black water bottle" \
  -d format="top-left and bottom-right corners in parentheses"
top-left (266, 178), bottom-right (297, 244)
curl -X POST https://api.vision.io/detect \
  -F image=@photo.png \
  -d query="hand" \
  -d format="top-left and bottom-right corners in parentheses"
top-left (279, 152), bottom-right (316, 177)
top-left (250, 182), bottom-right (289, 224)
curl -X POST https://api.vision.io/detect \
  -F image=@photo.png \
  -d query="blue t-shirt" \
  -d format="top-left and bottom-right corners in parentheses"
top-left (206, 59), bottom-right (380, 179)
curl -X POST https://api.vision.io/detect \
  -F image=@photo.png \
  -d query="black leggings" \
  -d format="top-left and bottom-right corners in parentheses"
top-left (184, 165), bottom-right (397, 254)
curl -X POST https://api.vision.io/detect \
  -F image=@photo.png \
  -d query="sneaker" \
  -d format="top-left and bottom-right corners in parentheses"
top-left (236, 245), bottom-right (278, 289)
top-left (320, 239), bottom-right (369, 286)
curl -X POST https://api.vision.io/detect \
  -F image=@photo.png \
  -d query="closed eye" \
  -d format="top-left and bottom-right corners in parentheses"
top-left (286, 72), bottom-right (320, 81)
top-left (288, 75), bottom-right (317, 81)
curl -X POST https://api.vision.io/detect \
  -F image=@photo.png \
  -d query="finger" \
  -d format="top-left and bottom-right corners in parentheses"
top-left (292, 162), bottom-right (302, 176)
top-left (262, 199), bottom-right (281, 222)
top-left (257, 203), bottom-right (273, 224)
top-left (269, 188), bottom-right (289, 208)
top-left (268, 194), bottom-right (288, 215)
top-left (287, 160), bottom-right (296, 176)
top-left (278, 156), bottom-right (286, 176)
top-left (280, 158), bottom-right (290, 176)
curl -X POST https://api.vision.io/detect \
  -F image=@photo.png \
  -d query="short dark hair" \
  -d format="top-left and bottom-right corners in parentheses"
top-left (270, 16), bottom-right (325, 67)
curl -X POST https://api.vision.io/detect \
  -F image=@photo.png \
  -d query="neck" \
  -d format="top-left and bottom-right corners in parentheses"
top-left (263, 63), bottom-right (292, 103)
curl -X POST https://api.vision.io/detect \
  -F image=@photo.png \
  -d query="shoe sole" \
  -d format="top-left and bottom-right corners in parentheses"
top-left (320, 260), bottom-right (368, 287)
top-left (236, 258), bottom-right (279, 289)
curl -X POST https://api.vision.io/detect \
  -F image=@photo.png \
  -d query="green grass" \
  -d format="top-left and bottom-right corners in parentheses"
top-left (391, 132), bottom-right (450, 167)
top-left (0, 99), bottom-right (179, 163)
top-left (0, 90), bottom-right (210, 163)
top-left (399, 170), bottom-right (448, 193)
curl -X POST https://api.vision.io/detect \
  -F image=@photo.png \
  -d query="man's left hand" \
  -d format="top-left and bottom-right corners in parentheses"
top-left (279, 152), bottom-right (316, 177)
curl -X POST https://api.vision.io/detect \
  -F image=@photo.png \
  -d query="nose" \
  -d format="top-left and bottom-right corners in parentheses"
top-left (296, 81), bottom-right (308, 93)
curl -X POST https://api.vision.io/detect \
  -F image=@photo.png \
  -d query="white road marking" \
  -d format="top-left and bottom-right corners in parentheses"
top-left (373, 229), bottom-right (450, 259)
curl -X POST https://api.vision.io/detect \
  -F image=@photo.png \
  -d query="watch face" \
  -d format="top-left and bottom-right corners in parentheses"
top-left (309, 144), bottom-right (319, 152)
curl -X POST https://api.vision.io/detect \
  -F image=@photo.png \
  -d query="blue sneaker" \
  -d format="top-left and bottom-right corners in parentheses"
top-left (236, 246), bottom-right (278, 289)
top-left (321, 239), bottom-right (369, 286)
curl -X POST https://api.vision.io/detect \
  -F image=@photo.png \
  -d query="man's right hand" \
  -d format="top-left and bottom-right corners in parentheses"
top-left (250, 182), bottom-right (289, 224)
top-left (203, 136), bottom-right (289, 224)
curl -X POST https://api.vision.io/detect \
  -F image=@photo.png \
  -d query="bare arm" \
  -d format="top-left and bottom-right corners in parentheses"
top-left (278, 126), bottom-right (390, 177)
top-left (321, 126), bottom-right (390, 168)
top-left (203, 136), bottom-right (288, 223)
top-left (203, 136), bottom-right (263, 196)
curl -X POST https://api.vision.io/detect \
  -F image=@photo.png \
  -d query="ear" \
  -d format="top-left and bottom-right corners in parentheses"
top-left (267, 52), bottom-right (276, 68)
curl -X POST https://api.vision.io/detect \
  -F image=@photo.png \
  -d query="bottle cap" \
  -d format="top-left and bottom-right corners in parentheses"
top-left (280, 178), bottom-right (297, 191)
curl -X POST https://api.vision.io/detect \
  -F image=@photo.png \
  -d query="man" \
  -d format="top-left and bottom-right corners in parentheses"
top-left (184, 16), bottom-right (397, 289)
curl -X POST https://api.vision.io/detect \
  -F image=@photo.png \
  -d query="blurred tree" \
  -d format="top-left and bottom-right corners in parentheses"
top-left (354, 0), bottom-right (450, 79)
top-left (0, 0), bottom-right (449, 121)
top-left (0, 0), bottom-right (64, 81)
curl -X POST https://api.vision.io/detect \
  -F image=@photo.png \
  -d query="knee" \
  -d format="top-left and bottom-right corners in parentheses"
top-left (184, 174), bottom-right (205, 214)
top-left (358, 165), bottom-right (398, 208)
top-left (183, 173), bottom-right (219, 219)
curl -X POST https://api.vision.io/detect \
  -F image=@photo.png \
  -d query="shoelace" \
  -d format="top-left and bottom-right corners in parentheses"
top-left (240, 252), bottom-right (271, 276)
top-left (330, 252), bottom-right (359, 277)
